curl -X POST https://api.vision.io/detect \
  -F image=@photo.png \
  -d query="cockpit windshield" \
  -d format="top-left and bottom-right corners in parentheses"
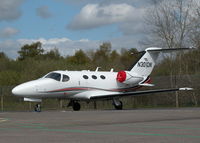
top-left (44, 72), bottom-right (61, 81)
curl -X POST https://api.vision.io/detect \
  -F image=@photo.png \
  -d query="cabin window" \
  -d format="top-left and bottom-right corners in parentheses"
top-left (83, 75), bottom-right (89, 79)
top-left (92, 75), bottom-right (97, 79)
top-left (100, 75), bottom-right (106, 79)
top-left (45, 72), bottom-right (61, 81)
top-left (62, 75), bottom-right (70, 82)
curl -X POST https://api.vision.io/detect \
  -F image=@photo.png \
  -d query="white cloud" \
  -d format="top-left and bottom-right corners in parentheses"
top-left (0, 27), bottom-right (19, 38)
top-left (18, 38), bottom-right (71, 45)
top-left (36, 6), bottom-right (53, 19)
top-left (0, 40), bottom-right (21, 59)
top-left (54, 0), bottom-right (100, 5)
top-left (56, 0), bottom-right (152, 7)
top-left (3, 37), bottom-right (99, 59)
top-left (0, 0), bottom-right (24, 21)
top-left (68, 3), bottom-right (147, 36)
top-left (110, 35), bottom-right (145, 50)
top-left (68, 3), bottom-right (142, 29)
top-left (0, 36), bottom-right (147, 59)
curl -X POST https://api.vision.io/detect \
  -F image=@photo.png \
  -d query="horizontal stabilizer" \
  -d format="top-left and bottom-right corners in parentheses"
top-left (145, 47), bottom-right (193, 52)
top-left (179, 87), bottom-right (193, 91)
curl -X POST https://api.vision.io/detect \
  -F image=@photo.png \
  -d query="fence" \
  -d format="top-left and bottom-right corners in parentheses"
top-left (0, 75), bottom-right (199, 111)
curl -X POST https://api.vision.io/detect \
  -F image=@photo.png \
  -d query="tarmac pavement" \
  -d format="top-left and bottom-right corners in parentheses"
top-left (0, 108), bottom-right (200, 143)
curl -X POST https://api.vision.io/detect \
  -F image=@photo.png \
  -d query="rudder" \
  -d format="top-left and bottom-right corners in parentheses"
top-left (130, 47), bottom-right (161, 77)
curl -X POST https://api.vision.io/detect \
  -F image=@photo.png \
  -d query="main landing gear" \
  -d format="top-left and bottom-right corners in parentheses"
top-left (67, 100), bottom-right (81, 111)
top-left (34, 104), bottom-right (41, 112)
top-left (33, 99), bottom-right (123, 111)
top-left (67, 99), bottom-right (123, 111)
top-left (113, 99), bottom-right (123, 110)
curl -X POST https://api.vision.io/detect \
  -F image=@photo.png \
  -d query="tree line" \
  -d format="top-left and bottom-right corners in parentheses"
top-left (0, 40), bottom-right (199, 86)
top-left (0, 42), bottom-right (140, 86)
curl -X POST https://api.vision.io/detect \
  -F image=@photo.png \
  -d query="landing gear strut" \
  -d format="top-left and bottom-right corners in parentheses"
top-left (34, 104), bottom-right (41, 112)
top-left (113, 99), bottom-right (123, 110)
top-left (67, 100), bottom-right (81, 111)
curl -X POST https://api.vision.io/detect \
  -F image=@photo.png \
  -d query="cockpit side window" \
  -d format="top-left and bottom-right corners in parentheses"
top-left (62, 75), bottom-right (70, 82)
top-left (45, 72), bottom-right (61, 81)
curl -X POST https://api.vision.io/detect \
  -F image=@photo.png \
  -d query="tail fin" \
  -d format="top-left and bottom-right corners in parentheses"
top-left (130, 47), bottom-right (190, 77)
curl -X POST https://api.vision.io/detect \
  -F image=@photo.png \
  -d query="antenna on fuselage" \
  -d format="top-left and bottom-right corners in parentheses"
top-left (95, 67), bottom-right (101, 72)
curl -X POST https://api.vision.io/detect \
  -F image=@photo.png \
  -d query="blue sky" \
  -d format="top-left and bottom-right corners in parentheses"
top-left (0, 0), bottom-right (152, 59)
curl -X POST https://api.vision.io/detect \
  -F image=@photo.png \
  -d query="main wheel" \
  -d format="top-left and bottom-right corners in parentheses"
top-left (34, 104), bottom-right (41, 112)
top-left (73, 102), bottom-right (81, 111)
top-left (114, 101), bottom-right (123, 110)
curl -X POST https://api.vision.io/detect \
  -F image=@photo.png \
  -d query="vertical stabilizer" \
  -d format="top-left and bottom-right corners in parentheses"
top-left (130, 47), bottom-right (161, 76)
top-left (130, 47), bottom-right (190, 77)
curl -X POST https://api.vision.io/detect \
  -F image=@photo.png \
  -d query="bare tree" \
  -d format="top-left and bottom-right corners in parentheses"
top-left (189, 1), bottom-right (200, 49)
top-left (144, 0), bottom-right (199, 107)
top-left (145, 0), bottom-right (195, 48)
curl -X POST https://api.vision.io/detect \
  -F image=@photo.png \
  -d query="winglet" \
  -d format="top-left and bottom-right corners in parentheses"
top-left (179, 87), bottom-right (193, 91)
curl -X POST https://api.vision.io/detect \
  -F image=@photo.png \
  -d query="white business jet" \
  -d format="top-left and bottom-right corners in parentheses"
top-left (12, 47), bottom-right (193, 111)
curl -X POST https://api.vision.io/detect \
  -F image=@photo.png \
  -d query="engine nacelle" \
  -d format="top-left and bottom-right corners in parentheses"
top-left (116, 71), bottom-right (143, 85)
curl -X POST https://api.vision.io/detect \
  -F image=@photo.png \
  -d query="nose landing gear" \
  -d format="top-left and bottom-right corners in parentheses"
top-left (34, 104), bottom-right (41, 112)
top-left (113, 99), bottom-right (123, 110)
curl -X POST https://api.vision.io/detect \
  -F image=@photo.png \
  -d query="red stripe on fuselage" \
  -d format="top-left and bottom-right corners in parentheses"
top-left (46, 86), bottom-right (141, 93)
top-left (50, 87), bottom-right (89, 92)
top-left (45, 77), bottom-right (152, 93)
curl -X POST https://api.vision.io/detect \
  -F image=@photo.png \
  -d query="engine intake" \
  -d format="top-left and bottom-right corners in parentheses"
top-left (116, 70), bottom-right (143, 84)
top-left (116, 71), bottom-right (126, 83)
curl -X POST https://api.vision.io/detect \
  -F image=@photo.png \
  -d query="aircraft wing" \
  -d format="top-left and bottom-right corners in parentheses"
top-left (73, 87), bottom-right (192, 100)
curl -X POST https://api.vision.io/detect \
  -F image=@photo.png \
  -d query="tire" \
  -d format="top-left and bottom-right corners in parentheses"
top-left (73, 102), bottom-right (81, 111)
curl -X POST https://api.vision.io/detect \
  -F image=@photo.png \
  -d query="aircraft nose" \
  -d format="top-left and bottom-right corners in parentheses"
top-left (12, 83), bottom-right (36, 96)
top-left (12, 87), bottom-right (18, 95)
top-left (12, 85), bottom-right (26, 96)
top-left (12, 79), bottom-right (53, 96)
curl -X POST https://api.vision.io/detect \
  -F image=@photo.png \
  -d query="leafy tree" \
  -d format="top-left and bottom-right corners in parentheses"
top-left (0, 70), bottom-right (20, 86)
top-left (109, 50), bottom-right (122, 71)
top-left (120, 48), bottom-right (139, 70)
top-left (92, 42), bottom-right (112, 69)
top-left (0, 52), bottom-right (10, 72)
top-left (67, 49), bottom-right (91, 65)
top-left (0, 52), bottom-right (8, 60)
top-left (43, 48), bottom-right (62, 60)
top-left (18, 42), bottom-right (44, 60)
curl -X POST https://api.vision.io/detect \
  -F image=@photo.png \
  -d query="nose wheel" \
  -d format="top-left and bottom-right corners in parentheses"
top-left (113, 99), bottom-right (123, 110)
top-left (34, 104), bottom-right (41, 112)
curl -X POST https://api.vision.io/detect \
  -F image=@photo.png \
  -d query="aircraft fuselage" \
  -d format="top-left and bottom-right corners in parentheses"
top-left (12, 70), bottom-right (146, 100)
